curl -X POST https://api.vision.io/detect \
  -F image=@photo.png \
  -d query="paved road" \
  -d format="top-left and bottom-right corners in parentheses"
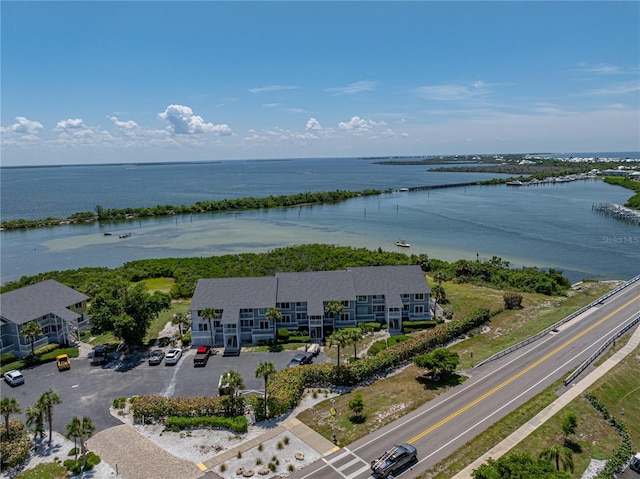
top-left (3, 347), bottom-right (324, 434)
top-left (288, 280), bottom-right (640, 479)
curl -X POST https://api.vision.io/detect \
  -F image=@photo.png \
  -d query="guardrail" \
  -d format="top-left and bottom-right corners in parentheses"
top-left (564, 314), bottom-right (640, 386)
top-left (474, 274), bottom-right (640, 369)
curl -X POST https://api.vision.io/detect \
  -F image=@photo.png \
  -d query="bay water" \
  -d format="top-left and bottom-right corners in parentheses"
top-left (1, 157), bottom-right (639, 284)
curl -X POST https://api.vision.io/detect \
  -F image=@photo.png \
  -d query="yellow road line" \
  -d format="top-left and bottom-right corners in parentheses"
top-left (407, 294), bottom-right (639, 444)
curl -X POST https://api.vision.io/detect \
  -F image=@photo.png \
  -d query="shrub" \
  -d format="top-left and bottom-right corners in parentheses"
top-left (403, 320), bottom-right (438, 333)
top-left (0, 353), bottom-right (17, 365)
top-left (34, 343), bottom-right (61, 356)
top-left (0, 420), bottom-right (32, 472)
top-left (164, 415), bottom-right (248, 434)
top-left (182, 331), bottom-right (191, 346)
top-left (277, 328), bottom-right (291, 343)
top-left (503, 292), bottom-right (523, 310)
top-left (112, 397), bottom-right (127, 409)
top-left (367, 339), bottom-right (387, 357)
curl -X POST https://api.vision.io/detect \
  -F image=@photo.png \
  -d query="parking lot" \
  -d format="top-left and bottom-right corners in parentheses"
top-left (3, 345), bottom-right (327, 435)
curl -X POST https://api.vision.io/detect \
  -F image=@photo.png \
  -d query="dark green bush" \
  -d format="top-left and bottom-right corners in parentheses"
top-left (277, 328), bottom-right (291, 343)
top-left (164, 415), bottom-right (248, 433)
top-left (403, 320), bottom-right (437, 333)
top-left (0, 353), bottom-right (17, 365)
top-left (34, 343), bottom-right (61, 356)
top-left (367, 340), bottom-right (387, 357)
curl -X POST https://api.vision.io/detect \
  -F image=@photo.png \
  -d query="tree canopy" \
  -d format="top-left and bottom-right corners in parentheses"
top-left (414, 348), bottom-right (460, 379)
top-left (472, 452), bottom-right (572, 479)
top-left (88, 280), bottom-right (171, 345)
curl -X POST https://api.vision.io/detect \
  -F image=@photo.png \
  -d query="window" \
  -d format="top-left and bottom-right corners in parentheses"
top-left (402, 294), bottom-right (410, 299)
top-left (258, 308), bottom-right (267, 316)
top-left (357, 306), bottom-right (370, 315)
top-left (198, 323), bottom-right (208, 332)
top-left (373, 305), bottom-right (385, 313)
top-left (414, 305), bottom-right (424, 314)
top-left (342, 301), bottom-right (349, 307)
top-left (373, 295), bottom-right (384, 300)
top-left (339, 312), bottom-right (350, 322)
top-left (403, 305), bottom-right (409, 311)
top-left (296, 302), bottom-right (305, 307)
top-left (259, 320), bottom-right (270, 330)
top-left (278, 302), bottom-right (291, 310)
top-left (296, 312), bottom-right (307, 321)
top-left (240, 308), bottom-right (253, 319)
top-left (357, 296), bottom-right (367, 303)
top-left (415, 293), bottom-right (425, 300)
top-left (279, 315), bottom-right (292, 324)
top-left (240, 319), bottom-right (254, 328)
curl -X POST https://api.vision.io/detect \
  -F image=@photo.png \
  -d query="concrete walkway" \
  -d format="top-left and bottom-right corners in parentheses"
top-left (452, 323), bottom-right (640, 479)
top-left (197, 417), bottom-right (337, 472)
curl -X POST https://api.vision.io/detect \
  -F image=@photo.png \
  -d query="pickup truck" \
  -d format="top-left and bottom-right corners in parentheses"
top-left (193, 346), bottom-right (212, 367)
top-left (56, 354), bottom-right (71, 371)
top-left (371, 443), bottom-right (417, 478)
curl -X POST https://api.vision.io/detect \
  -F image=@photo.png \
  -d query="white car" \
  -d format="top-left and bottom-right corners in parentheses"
top-left (4, 369), bottom-right (25, 386)
top-left (164, 348), bottom-right (182, 365)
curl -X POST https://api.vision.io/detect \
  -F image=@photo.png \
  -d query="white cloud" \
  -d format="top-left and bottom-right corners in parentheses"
top-left (306, 117), bottom-right (323, 130)
top-left (55, 118), bottom-right (86, 131)
top-left (415, 82), bottom-right (490, 101)
top-left (158, 104), bottom-right (232, 136)
top-left (3, 116), bottom-right (44, 135)
top-left (326, 80), bottom-right (378, 95)
top-left (338, 116), bottom-right (383, 134)
top-left (249, 85), bottom-right (299, 94)
top-left (108, 116), bottom-right (139, 135)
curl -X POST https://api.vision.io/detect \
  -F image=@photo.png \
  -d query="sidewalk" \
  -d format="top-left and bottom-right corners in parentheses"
top-left (452, 324), bottom-right (640, 479)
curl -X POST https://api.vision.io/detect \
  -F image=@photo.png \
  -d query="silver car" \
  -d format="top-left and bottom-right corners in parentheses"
top-left (4, 369), bottom-right (25, 386)
top-left (164, 348), bottom-right (182, 365)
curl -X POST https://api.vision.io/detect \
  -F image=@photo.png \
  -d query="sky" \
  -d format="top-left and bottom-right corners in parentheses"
top-left (1, 1), bottom-right (639, 166)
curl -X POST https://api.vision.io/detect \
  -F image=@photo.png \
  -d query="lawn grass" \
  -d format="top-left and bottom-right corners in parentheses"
top-left (14, 461), bottom-right (69, 479)
top-left (136, 277), bottom-right (175, 292)
top-left (145, 299), bottom-right (190, 343)
top-left (297, 364), bottom-right (465, 446)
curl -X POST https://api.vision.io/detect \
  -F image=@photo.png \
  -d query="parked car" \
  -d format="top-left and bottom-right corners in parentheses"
top-left (193, 346), bottom-right (212, 367)
top-left (3, 370), bottom-right (24, 387)
top-left (164, 348), bottom-right (182, 365)
top-left (148, 349), bottom-right (165, 366)
top-left (630, 452), bottom-right (640, 472)
top-left (287, 352), bottom-right (314, 368)
top-left (56, 354), bottom-right (71, 371)
top-left (92, 345), bottom-right (108, 365)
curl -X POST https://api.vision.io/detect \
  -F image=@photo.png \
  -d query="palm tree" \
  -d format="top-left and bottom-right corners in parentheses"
top-left (21, 321), bottom-right (43, 356)
top-left (324, 300), bottom-right (344, 329)
top-left (254, 361), bottom-right (276, 419)
top-left (66, 416), bottom-right (95, 469)
top-left (0, 397), bottom-right (21, 438)
top-left (265, 307), bottom-right (282, 342)
top-left (25, 405), bottom-right (45, 440)
top-left (172, 311), bottom-right (190, 344)
top-left (221, 370), bottom-right (245, 416)
top-left (345, 328), bottom-right (364, 361)
top-left (540, 445), bottom-right (574, 473)
top-left (327, 329), bottom-right (348, 368)
top-left (36, 389), bottom-right (62, 445)
top-left (200, 307), bottom-right (218, 346)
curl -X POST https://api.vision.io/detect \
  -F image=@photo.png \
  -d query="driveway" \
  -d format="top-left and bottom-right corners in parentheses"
top-left (3, 345), bottom-right (325, 435)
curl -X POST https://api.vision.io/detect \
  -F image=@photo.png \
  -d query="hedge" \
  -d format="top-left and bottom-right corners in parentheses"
top-left (403, 320), bottom-right (438, 333)
top-left (164, 415), bottom-right (248, 433)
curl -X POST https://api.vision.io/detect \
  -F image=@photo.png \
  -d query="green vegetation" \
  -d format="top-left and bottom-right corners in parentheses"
top-left (604, 176), bottom-right (640, 209)
top-left (0, 189), bottom-right (381, 231)
top-left (1, 345), bottom-right (79, 376)
top-left (14, 462), bottom-right (69, 479)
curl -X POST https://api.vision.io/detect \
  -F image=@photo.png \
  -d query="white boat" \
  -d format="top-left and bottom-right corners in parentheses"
top-left (396, 239), bottom-right (411, 247)
top-left (506, 180), bottom-right (523, 186)
top-left (399, 188), bottom-right (409, 192)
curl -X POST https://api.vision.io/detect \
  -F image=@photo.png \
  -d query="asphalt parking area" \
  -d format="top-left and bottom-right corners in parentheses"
top-left (2, 346), bottom-right (326, 436)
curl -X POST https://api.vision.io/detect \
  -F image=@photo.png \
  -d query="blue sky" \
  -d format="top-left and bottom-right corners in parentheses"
top-left (1, 1), bottom-right (639, 166)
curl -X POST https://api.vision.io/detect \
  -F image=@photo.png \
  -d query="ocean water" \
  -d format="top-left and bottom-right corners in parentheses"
top-left (1, 156), bottom-right (639, 284)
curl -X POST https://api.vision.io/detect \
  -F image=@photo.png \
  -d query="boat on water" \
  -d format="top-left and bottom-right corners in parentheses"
top-left (506, 180), bottom-right (523, 186)
top-left (399, 188), bottom-right (409, 192)
top-left (396, 239), bottom-right (411, 247)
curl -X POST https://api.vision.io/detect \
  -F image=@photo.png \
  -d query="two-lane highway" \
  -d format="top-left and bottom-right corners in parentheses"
top-left (291, 279), bottom-right (640, 479)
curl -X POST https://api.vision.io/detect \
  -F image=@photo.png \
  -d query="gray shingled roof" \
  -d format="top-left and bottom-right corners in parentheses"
top-left (276, 270), bottom-right (355, 316)
top-left (191, 266), bottom-right (430, 319)
top-left (0, 280), bottom-right (89, 325)
top-left (191, 277), bottom-right (278, 324)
